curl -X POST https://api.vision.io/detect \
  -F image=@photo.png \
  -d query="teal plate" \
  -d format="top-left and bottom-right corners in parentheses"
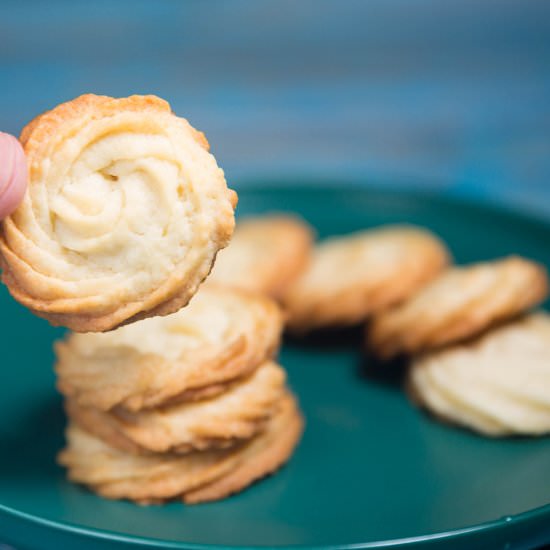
top-left (1, 183), bottom-right (550, 550)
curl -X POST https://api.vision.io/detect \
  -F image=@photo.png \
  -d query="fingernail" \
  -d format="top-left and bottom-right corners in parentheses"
top-left (0, 132), bottom-right (27, 219)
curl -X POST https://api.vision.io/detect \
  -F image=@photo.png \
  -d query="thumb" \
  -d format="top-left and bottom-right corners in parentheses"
top-left (0, 132), bottom-right (27, 219)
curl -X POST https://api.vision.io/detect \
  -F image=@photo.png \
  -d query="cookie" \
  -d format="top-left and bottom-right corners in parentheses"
top-left (55, 285), bottom-right (283, 411)
top-left (408, 313), bottom-right (550, 436)
top-left (283, 225), bottom-right (449, 332)
top-left (369, 256), bottom-right (548, 358)
top-left (58, 392), bottom-right (303, 504)
top-left (65, 361), bottom-right (286, 454)
top-left (0, 94), bottom-right (237, 332)
top-left (208, 215), bottom-right (314, 298)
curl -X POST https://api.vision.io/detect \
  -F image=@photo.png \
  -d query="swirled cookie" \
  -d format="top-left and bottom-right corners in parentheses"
top-left (55, 285), bottom-right (283, 411)
top-left (369, 256), bottom-right (548, 358)
top-left (58, 392), bottom-right (303, 504)
top-left (408, 313), bottom-right (550, 436)
top-left (65, 361), bottom-right (286, 454)
top-left (283, 226), bottom-right (449, 332)
top-left (208, 215), bottom-right (314, 298)
top-left (0, 94), bottom-right (237, 332)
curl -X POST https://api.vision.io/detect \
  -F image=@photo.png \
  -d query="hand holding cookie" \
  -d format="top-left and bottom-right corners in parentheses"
top-left (0, 95), bottom-right (237, 332)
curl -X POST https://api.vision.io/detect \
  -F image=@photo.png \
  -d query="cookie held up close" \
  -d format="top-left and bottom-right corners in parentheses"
top-left (283, 225), bottom-right (450, 333)
top-left (55, 285), bottom-right (284, 412)
top-left (208, 215), bottom-right (314, 298)
top-left (59, 392), bottom-right (303, 505)
top-left (368, 256), bottom-right (548, 359)
top-left (0, 94), bottom-right (237, 332)
top-left (408, 313), bottom-right (550, 436)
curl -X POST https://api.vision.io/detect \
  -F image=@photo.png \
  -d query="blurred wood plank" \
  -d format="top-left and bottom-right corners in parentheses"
top-left (0, 0), bottom-right (549, 214)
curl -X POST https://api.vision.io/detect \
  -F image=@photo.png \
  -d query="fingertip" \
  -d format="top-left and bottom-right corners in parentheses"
top-left (0, 132), bottom-right (28, 219)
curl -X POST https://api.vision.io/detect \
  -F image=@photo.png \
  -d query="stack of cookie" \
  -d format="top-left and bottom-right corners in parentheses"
top-left (55, 285), bottom-right (303, 504)
top-left (2, 94), bottom-right (305, 505)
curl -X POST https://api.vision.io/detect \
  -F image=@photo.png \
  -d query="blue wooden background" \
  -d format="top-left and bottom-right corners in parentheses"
top-left (1, 0), bottom-right (549, 215)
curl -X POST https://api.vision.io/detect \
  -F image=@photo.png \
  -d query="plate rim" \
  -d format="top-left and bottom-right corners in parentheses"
top-left (2, 501), bottom-right (550, 549)
top-left (2, 181), bottom-right (550, 549)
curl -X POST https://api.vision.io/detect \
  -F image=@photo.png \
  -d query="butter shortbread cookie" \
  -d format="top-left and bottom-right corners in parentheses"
top-left (369, 256), bottom-right (548, 358)
top-left (0, 94), bottom-right (236, 331)
top-left (58, 393), bottom-right (303, 504)
top-left (283, 226), bottom-right (449, 332)
top-left (408, 313), bottom-right (550, 436)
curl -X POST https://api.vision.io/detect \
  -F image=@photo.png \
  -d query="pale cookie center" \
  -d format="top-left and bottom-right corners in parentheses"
top-left (46, 131), bottom-right (193, 287)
